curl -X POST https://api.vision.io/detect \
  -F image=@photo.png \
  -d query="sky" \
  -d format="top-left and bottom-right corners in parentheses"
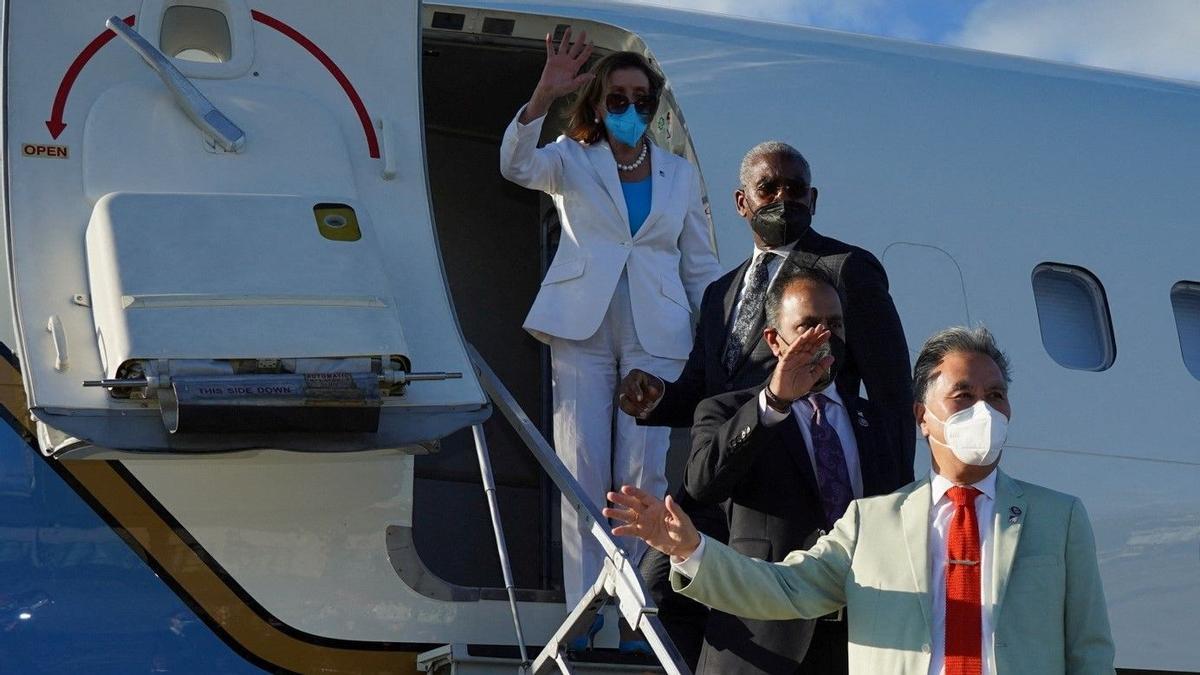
top-left (631, 0), bottom-right (1200, 83)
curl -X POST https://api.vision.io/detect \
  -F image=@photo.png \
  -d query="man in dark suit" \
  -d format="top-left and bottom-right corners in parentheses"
top-left (616, 141), bottom-right (914, 668)
top-left (620, 140), bottom-right (915, 468)
top-left (684, 264), bottom-right (912, 674)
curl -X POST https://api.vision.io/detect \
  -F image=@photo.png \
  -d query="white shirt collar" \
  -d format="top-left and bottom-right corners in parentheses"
top-left (806, 383), bottom-right (844, 408)
top-left (751, 239), bottom-right (797, 261)
top-left (930, 467), bottom-right (998, 505)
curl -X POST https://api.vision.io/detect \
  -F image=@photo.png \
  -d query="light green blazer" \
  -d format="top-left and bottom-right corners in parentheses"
top-left (673, 470), bottom-right (1115, 674)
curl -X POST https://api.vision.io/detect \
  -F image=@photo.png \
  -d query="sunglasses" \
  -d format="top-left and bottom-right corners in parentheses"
top-left (605, 93), bottom-right (658, 117)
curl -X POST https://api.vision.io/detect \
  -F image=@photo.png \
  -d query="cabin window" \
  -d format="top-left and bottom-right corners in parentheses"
top-left (160, 6), bottom-right (232, 63)
top-left (1171, 281), bottom-right (1200, 380)
top-left (1031, 263), bottom-right (1115, 371)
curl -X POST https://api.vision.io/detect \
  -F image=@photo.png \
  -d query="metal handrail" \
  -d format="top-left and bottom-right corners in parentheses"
top-left (466, 344), bottom-right (691, 675)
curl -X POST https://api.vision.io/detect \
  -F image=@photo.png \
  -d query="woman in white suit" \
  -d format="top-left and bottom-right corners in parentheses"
top-left (500, 29), bottom-right (721, 647)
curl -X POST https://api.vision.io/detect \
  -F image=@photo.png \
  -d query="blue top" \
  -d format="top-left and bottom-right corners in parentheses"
top-left (620, 177), bottom-right (652, 236)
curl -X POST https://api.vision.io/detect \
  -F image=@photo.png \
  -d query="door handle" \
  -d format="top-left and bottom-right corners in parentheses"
top-left (106, 16), bottom-right (246, 152)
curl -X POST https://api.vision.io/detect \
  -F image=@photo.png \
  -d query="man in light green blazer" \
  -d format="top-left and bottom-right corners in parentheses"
top-left (605, 326), bottom-right (1114, 674)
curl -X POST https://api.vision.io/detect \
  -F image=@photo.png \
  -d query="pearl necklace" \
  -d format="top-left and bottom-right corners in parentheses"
top-left (615, 141), bottom-right (649, 172)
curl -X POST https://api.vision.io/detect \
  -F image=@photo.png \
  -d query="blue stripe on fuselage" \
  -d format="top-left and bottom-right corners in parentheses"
top-left (0, 423), bottom-right (263, 674)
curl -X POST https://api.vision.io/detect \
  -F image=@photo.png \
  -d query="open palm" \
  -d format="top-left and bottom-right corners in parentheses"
top-left (536, 27), bottom-right (594, 99)
top-left (769, 325), bottom-right (835, 401)
top-left (604, 486), bottom-right (700, 559)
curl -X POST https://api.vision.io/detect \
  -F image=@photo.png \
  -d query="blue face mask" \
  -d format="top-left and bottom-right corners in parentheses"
top-left (604, 107), bottom-right (648, 148)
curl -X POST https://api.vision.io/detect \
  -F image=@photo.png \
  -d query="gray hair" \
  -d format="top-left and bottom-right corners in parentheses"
top-left (913, 326), bottom-right (1012, 403)
top-left (764, 261), bottom-right (842, 330)
top-left (739, 141), bottom-right (812, 188)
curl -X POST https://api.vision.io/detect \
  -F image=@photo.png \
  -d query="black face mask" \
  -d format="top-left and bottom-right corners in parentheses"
top-left (810, 334), bottom-right (846, 392)
top-left (749, 200), bottom-right (812, 248)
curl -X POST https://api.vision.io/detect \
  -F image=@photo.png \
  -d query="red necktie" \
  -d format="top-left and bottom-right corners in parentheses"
top-left (945, 486), bottom-right (982, 675)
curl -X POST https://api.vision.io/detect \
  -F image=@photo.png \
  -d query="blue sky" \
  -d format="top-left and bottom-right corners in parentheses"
top-left (633, 0), bottom-right (1200, 83)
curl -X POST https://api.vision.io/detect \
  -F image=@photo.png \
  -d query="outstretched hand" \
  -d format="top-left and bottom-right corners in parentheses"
top-left (604, 486), bottom-right (701, 560)
top-left (768, 324), bottom-right (835, 402)
top-left (522, 27), bottom-right (594, 122)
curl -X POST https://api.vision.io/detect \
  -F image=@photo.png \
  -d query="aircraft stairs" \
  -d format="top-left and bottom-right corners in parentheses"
top-left (408, 346), bottom-right (691, 675)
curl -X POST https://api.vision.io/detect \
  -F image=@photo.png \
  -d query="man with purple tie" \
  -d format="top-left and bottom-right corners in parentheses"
top-left (683, 263), bottom-right (911, 674)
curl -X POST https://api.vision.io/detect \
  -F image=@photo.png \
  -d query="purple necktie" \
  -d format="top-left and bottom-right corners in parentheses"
top-left (809, 393), bottom-right (854, 529)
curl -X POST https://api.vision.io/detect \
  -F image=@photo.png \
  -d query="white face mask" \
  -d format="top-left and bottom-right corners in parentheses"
top-left (924, 400), bottom-right (1008, 466)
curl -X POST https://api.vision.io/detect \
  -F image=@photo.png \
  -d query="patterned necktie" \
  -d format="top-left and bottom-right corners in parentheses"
top-left (808, 393), bottom-right (854, 529)
top-left (945, 485), bottom-right (983, 675)
top-left (723, 253), bottom-right (771, 373)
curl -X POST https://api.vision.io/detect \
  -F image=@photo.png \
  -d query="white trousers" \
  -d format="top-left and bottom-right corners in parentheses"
top-left (550, 272), bottom-right (685, 609)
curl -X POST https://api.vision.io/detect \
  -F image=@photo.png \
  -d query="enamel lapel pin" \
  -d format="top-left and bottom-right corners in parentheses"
top-left (1009, 505), bottom-right (1022, 524)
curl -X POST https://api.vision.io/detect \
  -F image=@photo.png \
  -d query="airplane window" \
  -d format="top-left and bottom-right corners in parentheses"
top-left (1031, 263), bottom-right (1115, 371)
top-left (1170, 281), bottom-right (1200, 380)
top-left (160, 6), bottom-right (232, 64)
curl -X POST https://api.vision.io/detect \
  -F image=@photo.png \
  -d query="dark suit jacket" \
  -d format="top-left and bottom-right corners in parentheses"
top-left (685, 383), bottom-right (912, 674)
top-left (644, 227), bottom-right (916, 469)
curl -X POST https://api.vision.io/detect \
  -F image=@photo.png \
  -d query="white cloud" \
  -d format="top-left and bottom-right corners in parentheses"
top-left (949, 0), bottom-right (1200, 82)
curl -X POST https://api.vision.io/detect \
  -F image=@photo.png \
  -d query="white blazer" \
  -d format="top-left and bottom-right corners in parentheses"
top-left (499, 108), bottom-right (722, 360)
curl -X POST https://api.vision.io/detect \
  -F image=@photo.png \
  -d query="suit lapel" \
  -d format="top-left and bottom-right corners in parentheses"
top-left (722, 258), bottom-right (750, 322)
top-left (992, 470), bottom-right (1026, 628)
top-left (719, 258), bottom-right (753, 374)
top-left (633, 144), bottom-right (675, 241)
top-left (777, 414), bottom-right (821, 508)
top-left (585, 141), bottom-right (629, 231)
top-left (842, 395), bottom-right (882, 496)
top-left (900, 479), bottom-right (933, 635)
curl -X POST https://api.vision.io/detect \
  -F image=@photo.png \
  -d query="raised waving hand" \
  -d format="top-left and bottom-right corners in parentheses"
top-left (520, 28), bottom-right (594, 123)
top-left (767, 324), bottom-right (834, 403)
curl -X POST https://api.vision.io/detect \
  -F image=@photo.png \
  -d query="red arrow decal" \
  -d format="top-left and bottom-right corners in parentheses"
top-left (251, 10), bottom-right (380, 159)
top-left (47, 15), bottom-right (135, 139)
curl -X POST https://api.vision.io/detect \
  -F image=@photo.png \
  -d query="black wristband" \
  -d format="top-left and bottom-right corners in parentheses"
top-left (763, 384), bottom-right (793, 414)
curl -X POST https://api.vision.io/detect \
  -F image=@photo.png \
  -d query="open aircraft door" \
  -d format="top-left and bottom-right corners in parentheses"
top-left (2, 0), bottom-right (489, 456)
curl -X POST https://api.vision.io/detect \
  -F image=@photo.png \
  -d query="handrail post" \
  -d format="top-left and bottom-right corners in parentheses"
top-left (471, 423), bottom-right (530, 670)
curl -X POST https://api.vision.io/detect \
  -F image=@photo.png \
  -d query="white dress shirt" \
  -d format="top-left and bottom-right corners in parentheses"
top-left (928, 469), bottom-right (997, 675)
top-left (757, 385), bottom-right (864, 498)
top-left (672, 468), bottom-right (1002, 675)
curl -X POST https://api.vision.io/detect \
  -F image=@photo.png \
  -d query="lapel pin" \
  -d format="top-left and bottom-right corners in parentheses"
top-left (658, 169), bottom-right (665, 177)
top-left (1009, 506), bottom-right (1022, 523)
top-left (856, 411), bottom-right (869, 427)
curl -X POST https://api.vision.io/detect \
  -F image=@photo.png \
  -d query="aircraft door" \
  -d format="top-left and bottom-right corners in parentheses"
top-left (882, 242), bottom-right (973, 359)
top-left (2, 0), bottom-right (489, 455)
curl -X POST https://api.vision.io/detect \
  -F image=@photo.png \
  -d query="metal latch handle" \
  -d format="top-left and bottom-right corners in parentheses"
top-left (105, 16), bottom-right (246, 152)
